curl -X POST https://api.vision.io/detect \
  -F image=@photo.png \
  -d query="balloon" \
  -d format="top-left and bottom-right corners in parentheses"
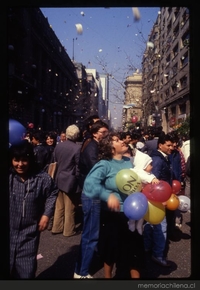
top-left (28, 122), bottom-right (34, 129)
top-left (123, 192), bottom-right (148, 220)
top-left (9, 119), bottom-right (26, 146)
top-left (144, 201), bottom-right (166, 225)
top-left (172, 180), bottom-right (181, 194)
top-left (116, 169), bottom-right (142, 195)
top-left (178, 195), bottom-right (190, 212)
top-left (142, 181), bottom-right (172, 203)
top-left (131, 116), bottom-right (138, 123)
top-left (165, 193), bottom-right (180, 211)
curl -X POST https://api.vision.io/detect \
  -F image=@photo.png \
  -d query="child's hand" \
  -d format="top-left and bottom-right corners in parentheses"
top-left (107, 193), bottom-right (120, 211)
top-left (152, 178), bottom-right (160, 184)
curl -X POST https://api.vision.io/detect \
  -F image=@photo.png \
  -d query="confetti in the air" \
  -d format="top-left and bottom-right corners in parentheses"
top-left (132, 8), bottom-right (140, 21)
top-left (75, 23), bottom-right (83, 35)
top-left (147, 42), bottom-right (154, 48)
top-left (80, 11), bottom-right (85, 16)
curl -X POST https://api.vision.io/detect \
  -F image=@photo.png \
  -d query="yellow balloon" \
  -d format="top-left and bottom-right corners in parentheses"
top-left (144, 201), bottom-right (165, 225)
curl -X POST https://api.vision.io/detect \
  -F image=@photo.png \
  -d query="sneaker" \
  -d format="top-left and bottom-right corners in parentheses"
top-left (175, 223), bottom-right (182, 229)
top-left (73, 273), bottom-right (93, 279)
top-left (151, 256), bottom-right (171, 267)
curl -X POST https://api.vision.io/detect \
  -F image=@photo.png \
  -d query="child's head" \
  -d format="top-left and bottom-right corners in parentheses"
top-left (144, 161), bottom-right (153, 173)
top-left (138, 154), bottom-right (153, 173)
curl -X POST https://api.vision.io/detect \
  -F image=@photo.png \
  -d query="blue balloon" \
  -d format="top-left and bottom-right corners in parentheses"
top-left (123, 192), bottom-right (148, 220)
top-left (9, 119), bottom-right (26, 146)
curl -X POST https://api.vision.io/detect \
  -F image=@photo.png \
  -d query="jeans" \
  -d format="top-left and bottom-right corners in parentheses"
top-left (143, 216), bottom-right (167, 258)
top-left (74, 192), bottom-right (101, 276)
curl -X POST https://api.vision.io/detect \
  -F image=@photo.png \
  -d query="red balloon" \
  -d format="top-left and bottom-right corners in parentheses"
top-left (142, 181), bottom-right (172, 203)
top-left (28, 123), bottom-right (34, 129)
top-left (131, 116), bottom-right (138, 123)
top-left (172, 180), bottom-right (181, 194)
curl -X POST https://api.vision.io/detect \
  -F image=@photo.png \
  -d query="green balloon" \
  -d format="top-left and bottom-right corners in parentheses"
top-left (116, 169), bottom-right (142, 195)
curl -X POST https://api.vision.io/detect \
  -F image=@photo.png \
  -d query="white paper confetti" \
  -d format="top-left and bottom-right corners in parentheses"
top-left (75, 23), bottom-right (83, 35)
top-left (132, 8), bottom-right (140, 21)
top-left (37, 253), bottom-right (43, 260)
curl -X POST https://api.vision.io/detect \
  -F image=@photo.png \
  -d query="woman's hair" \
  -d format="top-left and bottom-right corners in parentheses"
top-left (46, 131), bottom-right (57, 146)
top-left (98, 132), bottom-right (120, 161)
top-left (9, 140), bottom-right (39, 173)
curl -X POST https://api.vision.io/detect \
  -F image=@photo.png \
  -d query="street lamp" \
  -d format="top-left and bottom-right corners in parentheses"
top-left (72, 38), bottom-right (78, 61)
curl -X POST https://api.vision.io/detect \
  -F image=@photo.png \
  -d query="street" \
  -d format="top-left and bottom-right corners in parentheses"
top-left (36, 207), bottom-right (191, 280)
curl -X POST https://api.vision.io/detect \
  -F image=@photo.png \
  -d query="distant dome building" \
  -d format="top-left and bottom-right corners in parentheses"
top-left (123, 71), bottom-right (143, 130)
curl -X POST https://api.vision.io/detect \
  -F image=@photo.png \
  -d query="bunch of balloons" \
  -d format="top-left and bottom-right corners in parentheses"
top-left (115, 170), bottom-right (191, 225)
top-left (115, 169), bottom-right (147, 220)
top-left (9, 119), bottom-right (26, 147)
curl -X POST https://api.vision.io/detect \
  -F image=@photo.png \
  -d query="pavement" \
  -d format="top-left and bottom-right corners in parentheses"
top-left (36, 206), bottom-right (191, 280)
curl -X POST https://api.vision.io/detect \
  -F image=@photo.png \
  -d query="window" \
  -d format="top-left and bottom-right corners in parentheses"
top-left (172, 63), bottom-right (178, 75)
top-left (173, 25), bottom-right (179, 39)
top-left (180, 52), bottom-right (188, 67)
top-left (182, 31), bottom-right (190, 47)
top-left (179, 103), bottom-right (186, 114)
top-left (180, 75), bottom-right (188, 88)
top-left (171, 83), bottom-right (177, 94)
top-left (173, 44), bottom-right (179, 58)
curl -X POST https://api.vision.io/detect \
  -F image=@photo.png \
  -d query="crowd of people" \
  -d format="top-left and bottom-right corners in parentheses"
top-left (9, 115), bottom-right (190, 279)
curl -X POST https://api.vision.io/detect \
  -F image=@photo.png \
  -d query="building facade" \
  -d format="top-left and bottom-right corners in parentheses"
top-left (122, 71), bottom-right (143, 131)
top-left (8, 7), bottom-right (101, 133)
top-left (142, 7), bottom-right (190, 132)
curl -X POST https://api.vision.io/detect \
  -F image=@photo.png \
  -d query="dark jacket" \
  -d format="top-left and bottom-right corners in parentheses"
top-left (150, 149), bottom-right (173, 186)
top-left (78, 139), bottom-right (99, 189)
top-left (9, 170), bottom-right (58, 278)
top-left (169, 149), bottom-right (182, 181)
top-left (33, 144), bottom-right (50, 171)
top-left (53, 139), bottom-right (81, 193)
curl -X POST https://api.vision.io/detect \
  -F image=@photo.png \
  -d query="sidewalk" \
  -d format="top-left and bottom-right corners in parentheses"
top-left (36, 209), bottom-right (191, 279)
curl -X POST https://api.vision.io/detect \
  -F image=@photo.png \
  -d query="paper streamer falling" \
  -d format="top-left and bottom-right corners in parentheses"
top-left (132, 8), bottom-right (140, 21)
top-left (75, 23), bottom-right (83, 34)
top-left (37, 253), bottom-right (43, 260)
top-left (147, 41), bottom-right (154, 48)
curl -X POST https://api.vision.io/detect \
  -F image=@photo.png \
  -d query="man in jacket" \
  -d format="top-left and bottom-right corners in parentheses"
top-left (51, 124), bottom-right (81, 237)
top-left (143, 133), bottom-right (173, 267)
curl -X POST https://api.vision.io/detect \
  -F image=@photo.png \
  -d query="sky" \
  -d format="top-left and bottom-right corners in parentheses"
top-left (40, 7), bottom-right (160, 129)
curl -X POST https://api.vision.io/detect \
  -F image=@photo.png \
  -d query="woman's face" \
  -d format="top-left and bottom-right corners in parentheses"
top-left (112, 136), bottom-right (128, 155)
top-left (12, 157), bottom-right (29, 176)
top-left (46, 136), bottom-right (54, 146)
